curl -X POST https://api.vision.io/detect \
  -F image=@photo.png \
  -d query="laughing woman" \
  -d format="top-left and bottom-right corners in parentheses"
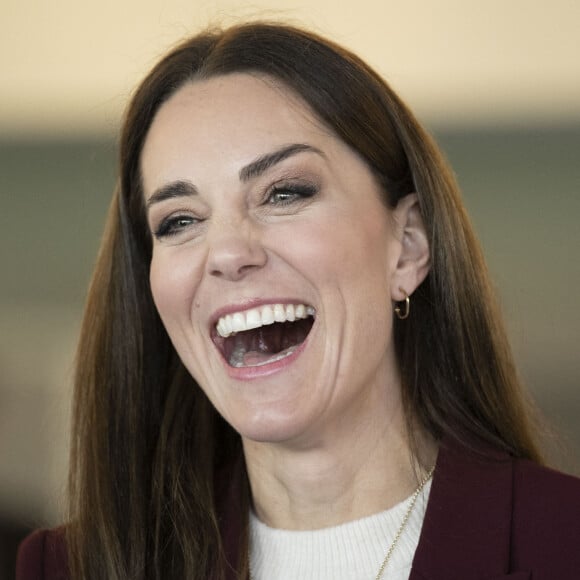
top-left (17, 22), bottom-right (580, 580)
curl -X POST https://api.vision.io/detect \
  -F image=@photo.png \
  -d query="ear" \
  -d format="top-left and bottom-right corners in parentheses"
top-left (390, 193), bottom-right (430, 301)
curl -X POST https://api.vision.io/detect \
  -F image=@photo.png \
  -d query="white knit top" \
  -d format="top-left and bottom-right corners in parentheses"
top-left (249, 479), bottom-right (432, 580)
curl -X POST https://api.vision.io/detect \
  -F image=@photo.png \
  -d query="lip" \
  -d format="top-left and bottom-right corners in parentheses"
top-left (209, 297), bottom-right (316, 381)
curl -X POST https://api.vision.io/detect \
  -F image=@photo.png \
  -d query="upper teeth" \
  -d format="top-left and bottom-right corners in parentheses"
top-left (216, 303), bottom-right (315, 338)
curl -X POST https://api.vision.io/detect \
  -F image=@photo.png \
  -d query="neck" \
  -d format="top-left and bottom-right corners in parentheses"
top-left (243, 401), bottom-right (437, 531)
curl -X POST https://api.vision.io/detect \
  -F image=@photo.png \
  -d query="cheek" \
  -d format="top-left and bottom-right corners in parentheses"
top-left (296, 213), bottom-right (393, 289)
top-left (149, 249), bottom-right (202, 325)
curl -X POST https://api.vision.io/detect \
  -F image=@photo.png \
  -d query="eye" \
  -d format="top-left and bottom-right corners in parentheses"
top-left (154, 214), bottom-right (201, 239)
top-left (266, 182), bottom-right (318, 206)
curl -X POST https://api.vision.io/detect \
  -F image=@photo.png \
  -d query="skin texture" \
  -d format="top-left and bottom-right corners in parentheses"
top-left (141, 73), bottom-right (434, 530)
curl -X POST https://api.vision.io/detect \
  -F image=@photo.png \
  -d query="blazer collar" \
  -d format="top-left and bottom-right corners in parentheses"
top-left (218, 436), bottom-right (530, 580)
top-left (409, 436), bottom-right (522, 580)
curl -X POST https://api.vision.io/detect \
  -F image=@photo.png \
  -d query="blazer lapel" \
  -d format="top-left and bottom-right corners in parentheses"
top-left (412, 573), bottom-right (531, 580)
top-left (488, 574), bottom-right (532, 580)
top-left (409, 437), bottom-right (518, 580)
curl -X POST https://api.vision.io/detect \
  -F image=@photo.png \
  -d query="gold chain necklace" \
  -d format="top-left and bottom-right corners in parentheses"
top-left (374, 466), bottom-right (434, 580)
top-left (248, 466), bottom-right (435, 580)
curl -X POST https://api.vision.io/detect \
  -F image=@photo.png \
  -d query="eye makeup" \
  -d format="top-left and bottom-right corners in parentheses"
top-left (153, 213), bottom-right (201, 239)
top-left (265, 181), bottom-right (318, 206)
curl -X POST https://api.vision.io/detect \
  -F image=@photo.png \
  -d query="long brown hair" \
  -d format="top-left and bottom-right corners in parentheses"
top-left (68, 22), bottom-right (542, 579)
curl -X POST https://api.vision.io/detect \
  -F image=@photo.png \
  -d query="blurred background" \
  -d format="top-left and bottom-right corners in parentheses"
top-left (1, 0), bottom-right (579, 576)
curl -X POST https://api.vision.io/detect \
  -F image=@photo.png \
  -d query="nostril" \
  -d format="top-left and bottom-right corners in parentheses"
top-left (210, 261), bottom-right (264, 280)
top-left (207, 242), bottom-right (268, 281)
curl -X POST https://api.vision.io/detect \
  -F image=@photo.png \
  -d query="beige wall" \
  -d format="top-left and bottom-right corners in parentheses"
top-left (1, 0), bottom-right (580, 136)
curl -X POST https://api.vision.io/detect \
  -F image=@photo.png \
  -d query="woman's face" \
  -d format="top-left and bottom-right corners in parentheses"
top-left (142, 73), bottom-right (416, 445)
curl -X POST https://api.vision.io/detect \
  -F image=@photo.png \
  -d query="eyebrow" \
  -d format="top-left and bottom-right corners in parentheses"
top-left (146, 179), bottom-right (199, 210)
top-left (145, 143), bottom-right (322, 210)
top-left (239, 143), bottom-right (323, 182)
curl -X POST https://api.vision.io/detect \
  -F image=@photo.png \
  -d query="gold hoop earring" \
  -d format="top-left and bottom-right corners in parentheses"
top-left (395, 289), bottom-right (410, 320)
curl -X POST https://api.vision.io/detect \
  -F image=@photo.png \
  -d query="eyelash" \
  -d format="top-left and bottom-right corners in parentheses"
top-left (154, 214), bottom-right (199, 239)
top-left (153, 182), bottom-right (318, 239)
top-left (265, 182), bottom-right (318, 205)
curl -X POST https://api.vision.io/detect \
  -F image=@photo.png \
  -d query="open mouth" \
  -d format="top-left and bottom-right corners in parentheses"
top-left (213, 303), bottom-right (315, 368)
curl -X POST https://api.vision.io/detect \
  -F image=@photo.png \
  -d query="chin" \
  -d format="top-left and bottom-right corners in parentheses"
top-left (232, 407), bottom-right (315, 446)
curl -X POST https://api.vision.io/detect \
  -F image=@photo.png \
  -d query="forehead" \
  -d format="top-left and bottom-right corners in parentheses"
top-left (140, 73), bottom-right (334, 191)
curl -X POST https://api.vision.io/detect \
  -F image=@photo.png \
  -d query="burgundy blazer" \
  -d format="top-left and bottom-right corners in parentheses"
top-left (17, 438), bottom-right (580, 579)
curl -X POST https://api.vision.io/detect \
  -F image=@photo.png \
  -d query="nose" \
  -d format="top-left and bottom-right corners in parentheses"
top-left (206, 220), bottom-right (267, 281)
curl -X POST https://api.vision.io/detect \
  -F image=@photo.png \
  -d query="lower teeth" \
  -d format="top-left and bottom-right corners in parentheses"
top-left (229, 344), bottom-right (298, 368)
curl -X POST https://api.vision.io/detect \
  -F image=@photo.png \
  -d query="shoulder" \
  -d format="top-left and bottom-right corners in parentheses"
top-left (417, 438), bottom-right (580, 578)
top-left (16, 527), bottom-right (69, 580)
top-left (513, 457), bottom-right (580, 508)
top-left (440, 437), bottom-right (580, 530)
top-left (511, 458), bottom-right (580, 568)
top-left (511, 459), bottom-right (580, 579)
